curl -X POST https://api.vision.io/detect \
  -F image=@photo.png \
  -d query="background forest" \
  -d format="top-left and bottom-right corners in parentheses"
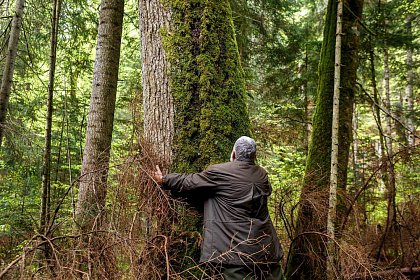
top-left (0, 0), bottom-right (418, 279)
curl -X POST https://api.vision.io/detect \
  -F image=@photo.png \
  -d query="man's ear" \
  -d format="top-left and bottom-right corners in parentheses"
top-left (230, 150), bottom-right (236, 162)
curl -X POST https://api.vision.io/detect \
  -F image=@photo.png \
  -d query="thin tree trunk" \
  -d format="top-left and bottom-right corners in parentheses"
top-left (327, 1), bottom-right (343, 277)
top-left (383, 44), bottom-right (396, 228)
top-left (139, 0), bottom-right (174, 169)
top-left (375, 16), bottom-right (398, 263)
top-left (64, 90), bottom-right (74, 217)
top-left (352, 105), bottom-right (359, 188)
top-left (369, 45), bottom-right (386, 158)
top-left (0, 0), bottom-right (25, 147)
top-left (383, 45), bottom-right (393, 157)
top-left (55, 110), bottom-right (65, 182)
top-left (75, 0), bottom-right (124, 231)
top-left (40, 0), bottom-right (61, 236)
top-left (405, 13), bottom-right (415, 147)
top-left (304, 45), bottom-right (312, 154)
top-left (368, 41), bottom-right (390, 220)
top-left (303, 45), bottom-right (311, 153)
top-left (376, 9), bottom-right (398, 261)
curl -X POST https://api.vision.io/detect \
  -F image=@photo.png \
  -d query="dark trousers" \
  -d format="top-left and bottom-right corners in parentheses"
top-left (221, 263), bottom-right (284, 280)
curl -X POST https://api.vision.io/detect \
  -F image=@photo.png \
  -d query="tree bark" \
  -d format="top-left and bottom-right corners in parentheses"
top-left (0, 0), bottom-right (25, 147)
top-left (75, 0), bottom-right (124, 231)
top-left (286, 0), bottom-right (364, 279)
top-left (139, 0), bottom-right (174, 169)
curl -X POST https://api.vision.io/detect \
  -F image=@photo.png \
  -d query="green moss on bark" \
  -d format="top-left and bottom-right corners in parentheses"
top-left (163, 0), bottom-right (250, 173)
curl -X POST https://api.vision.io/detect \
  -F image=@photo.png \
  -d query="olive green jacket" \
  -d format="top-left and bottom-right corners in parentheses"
top-left (163, 160), bottom-right (283, 265)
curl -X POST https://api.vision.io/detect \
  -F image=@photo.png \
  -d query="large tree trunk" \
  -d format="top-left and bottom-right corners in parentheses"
top-left (139, 0), bottom-right (251, 171)
top-left (40, 0), bottom-right (61, 236)
top-left (75, 0), bottom-right (124, 231)
top-left (286, 0), bottom-right (364, 279)
top-left (138, 0), bottom-right (250, 277)
top-left (139, 0), bottom-right (174, 169)
top-left (0, 0), bottom-right (25, 147)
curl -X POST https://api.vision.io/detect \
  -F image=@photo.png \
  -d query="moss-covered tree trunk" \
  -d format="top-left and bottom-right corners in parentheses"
top-left (286, 0), bottom-right (364, 279)
top-left (139, 0), bottom-right (250, 276)
top-left (167, 0), bottom-right (250, 173)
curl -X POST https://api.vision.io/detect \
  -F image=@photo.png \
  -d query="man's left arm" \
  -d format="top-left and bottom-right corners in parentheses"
top-left (163, 171), bottom-right (217, 193)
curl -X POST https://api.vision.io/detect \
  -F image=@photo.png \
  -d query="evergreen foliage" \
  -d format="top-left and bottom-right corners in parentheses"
top-left (0, 0), bottom-right (418, 278)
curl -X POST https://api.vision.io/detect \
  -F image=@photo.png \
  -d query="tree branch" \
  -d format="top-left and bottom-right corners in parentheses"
top-left (357, 82), bottom-right (418, 139)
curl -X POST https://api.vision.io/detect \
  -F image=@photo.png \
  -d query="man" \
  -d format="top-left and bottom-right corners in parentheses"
top-left (153, 136), bottom-right (283, 279)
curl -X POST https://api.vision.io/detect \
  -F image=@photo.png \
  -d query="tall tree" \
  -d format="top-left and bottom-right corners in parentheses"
top-left (40, 0), bottom-right (62, 236)
top-left (286, 0), bottom-right (364, 278)
top-left (0, 0), bottom-right (25, 147)
top-left (139, 0), bottom-right (251, 276)
top-left (75, 0), bottom-right (124, 231)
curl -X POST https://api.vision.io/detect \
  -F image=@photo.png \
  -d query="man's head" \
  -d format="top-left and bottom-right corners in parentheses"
top-left (230, 136), bottom-right (257, 163)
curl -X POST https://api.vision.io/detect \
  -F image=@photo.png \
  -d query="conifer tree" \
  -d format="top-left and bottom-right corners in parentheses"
top-left (286, 0), bottom-right (364, 278)
top-left (76, 0), bottom-right (124, 232)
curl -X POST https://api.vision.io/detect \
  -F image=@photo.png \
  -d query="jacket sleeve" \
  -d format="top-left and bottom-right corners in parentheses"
top-left (162, 169), bottom-right (217, 193)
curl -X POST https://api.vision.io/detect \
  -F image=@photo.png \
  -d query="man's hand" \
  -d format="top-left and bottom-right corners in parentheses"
top-left (152, 165), bottom-right (163, 185)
